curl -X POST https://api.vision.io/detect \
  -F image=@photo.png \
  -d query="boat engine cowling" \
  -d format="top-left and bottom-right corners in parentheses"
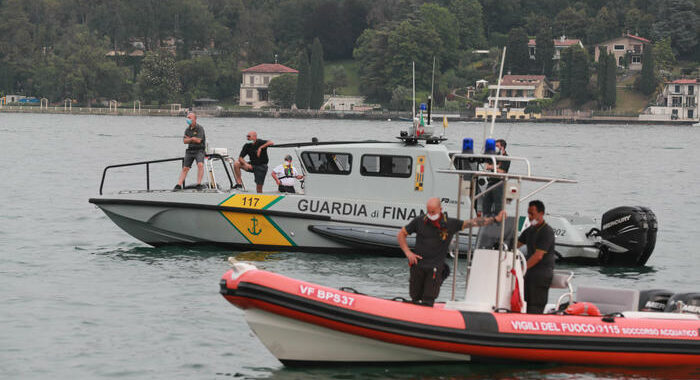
top-left (638, 289), bottom-right (674, 312)
top-left (664, 293), bottom-right (700, 315)
top-left (597, 206), bottom-right (658, 266)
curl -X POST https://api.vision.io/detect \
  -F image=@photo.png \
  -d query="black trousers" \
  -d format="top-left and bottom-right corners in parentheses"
top-left (409, 264), bottom-right (449, 306)
top-left (524, 271), bottom-right (553, 314)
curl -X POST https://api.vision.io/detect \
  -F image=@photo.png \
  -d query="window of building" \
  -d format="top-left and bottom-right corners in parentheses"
top-left (689, 86), bottom-right (695, 95)
top-left (631, 55), bottom-right (641, 64)
top-left (686, 96), bottom-right (695, 107)
top-left (301, 152), bottom-right (352, 175)
top-left (263, 76), bottom-right (269, 85)
top-left (249, 75), bottom-right (255, 85)
top-left (516, 90), bottom-right (523, 97)
top-left (633, 44), bottom-right (641, 53)
top-left (689, 110), bottom-right (694, 119)
top-left (360, 155), bottom-right (412, 178)
top-left (258, 89), bottom-right (268, 101)
top-left (675, 85), bottom-right (681, 93)
top-left (246, 89), bottom-right (253, 99)
top-left (672, 96), bottom-right (682, 107)
top-left (614, 44), bottom-right (625, 50)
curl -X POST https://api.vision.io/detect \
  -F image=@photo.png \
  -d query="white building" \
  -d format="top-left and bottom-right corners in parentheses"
top-left (639, 79), bottom-right (699, 122)
top-left (239, 63), bottom-right (298, 108)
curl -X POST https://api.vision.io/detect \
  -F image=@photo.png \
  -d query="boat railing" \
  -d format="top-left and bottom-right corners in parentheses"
top-left (98, 154), bottom-right (234, 195)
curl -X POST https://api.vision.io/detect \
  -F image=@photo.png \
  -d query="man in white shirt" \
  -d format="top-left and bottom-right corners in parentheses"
top-left (271, 154), bottom-right (304, 193)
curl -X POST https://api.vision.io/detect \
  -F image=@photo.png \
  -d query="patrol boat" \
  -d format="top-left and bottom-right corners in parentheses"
top-left (89, 115), bottom-right (656, 266)
top-left (219, 161), bottom-right (698, 367)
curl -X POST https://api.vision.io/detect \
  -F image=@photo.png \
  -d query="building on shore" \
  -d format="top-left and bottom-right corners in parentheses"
top-left (475, 75), bottom-right (554, 120)
top-left (528, 35), bottom-right (584, 71)
top-left (239, 63), bottom-right (298, 108)
top-left (639, 79), bottom-right (699, 122)
top-left (594, 33), bottom-right (650, 71)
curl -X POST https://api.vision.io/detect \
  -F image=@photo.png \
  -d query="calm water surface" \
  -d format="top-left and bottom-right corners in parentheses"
top-left (1, 113), bottom-right (699, 379)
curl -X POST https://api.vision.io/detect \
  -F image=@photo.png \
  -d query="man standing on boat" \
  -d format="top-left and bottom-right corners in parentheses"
top-left (397, 197), bottom-right (506, 306)
top-left (233, 131), bottom-right (274, 193)
top-left (271, 154), bottom-right (304, 193)
top-left (174, 112), bottom-right (206, 190)
top-left (482, 139), bottom-right (510, 216)
top-left (517, 200), bottom-right (556, 314)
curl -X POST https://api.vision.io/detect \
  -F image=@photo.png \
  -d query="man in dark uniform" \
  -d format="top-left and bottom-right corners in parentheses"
top-left (174, 112), bottom-right (206, 190)
top-left (517, 200), bottom-right (556, 314)
top-left (482, 139), bottom-right (510, 216)
top-left (397, 197), bottom-right (506, 306)
top-left (233, 131), bottom-right (274, 193)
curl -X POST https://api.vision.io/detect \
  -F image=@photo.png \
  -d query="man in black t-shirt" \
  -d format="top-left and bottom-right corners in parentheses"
top-left (397, 197), bottom-right (506, 306)
top-left (233, 131), bottom-right (274, 193)
top-left (174, 112), bottom-right (206, 190)
top-left (517, 200), bottom-right (556, 314)
top-left (482, 139), bottom-right (510, 216)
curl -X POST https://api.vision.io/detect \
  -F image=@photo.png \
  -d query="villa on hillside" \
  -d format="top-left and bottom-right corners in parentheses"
top-left (476, 75), bottom-right (554, 120)
top-left (639, 79), bottom-right (699, 122)
top-left (528, 35), bottom-right (584, 70)
top-left (594, 33), bottom-right (650, 71)
top-left (239, 63), bottom-right (298, 108)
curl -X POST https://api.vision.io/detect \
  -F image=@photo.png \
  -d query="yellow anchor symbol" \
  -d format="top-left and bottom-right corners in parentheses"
top-left (247, 216), bottom-right (262, 236)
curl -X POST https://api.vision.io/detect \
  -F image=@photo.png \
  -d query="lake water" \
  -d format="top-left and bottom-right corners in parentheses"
top-left (1, 113), bottom-right (699, 379)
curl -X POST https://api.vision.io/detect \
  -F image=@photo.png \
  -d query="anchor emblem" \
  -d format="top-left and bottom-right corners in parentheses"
top-left (247, 217), bottom-right (262, 236)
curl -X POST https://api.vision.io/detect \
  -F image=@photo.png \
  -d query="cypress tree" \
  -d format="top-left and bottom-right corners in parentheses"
top-left (505, 27), bottom-right (530, 74)
top-left (605, 52), bottom-right (617, 107)
top-left (559, 48), bottom-right (573, 98)
top-left (295, 50), bottom-right (310, 109)
top-left (309, 38), bottom-right (325, 109)
top-left (597, 47), bottom-right (608, 106)
top-left (570, 46), bottom-right (590, 105)
top-left (535, 26), bottom-right (554, 77)
top-left (640, 44), bottom-right (657, 95)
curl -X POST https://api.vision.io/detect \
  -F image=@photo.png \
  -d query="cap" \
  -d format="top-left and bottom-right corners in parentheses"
top-left (284, 154), bottom-right (293, 161)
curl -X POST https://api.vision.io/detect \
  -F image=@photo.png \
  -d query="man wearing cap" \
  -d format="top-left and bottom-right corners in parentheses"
top-left (174, 112), bottom-right (205, 190)
top-left (233, 131), bottom-right (274, 193)
top-left (271, 155), bottom-right (304, 193)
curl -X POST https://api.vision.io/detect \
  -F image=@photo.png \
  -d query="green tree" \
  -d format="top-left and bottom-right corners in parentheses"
top-left (505, 27), bottom-right (530, 74)
top-left (553, 7), bottom-right (588, 42)
top-left (587, 6), bottom-right (619, 44)
top-left (295, 50), bottom-right (310, 109)
top-left (605, 52), bottom-right (617, 108)
top-left (177, 56), bottom-right (217, 103)
top-left (561, 45), bottom-right (591, 105)
top-left (137, 49), bottom-right (181, 105)
top-left (449, 0), bottom-right (486, 49)
top-left (309, 38), bottom-right (325, 109)
top-left (535, 25), bottom-right (554, 77)
top-left (653, 37), bottom-right (676, 74)
top-left (268, 74), bottom-right (297, 109)
top-left (639, 44), bottom-right (657, 95)
top-left (389, 85), bottom-right (411, 111)
top-left (353, 28), bottom-right (390, 102)
top-left (327, 66), bottom-right (348, 93)
top-left (597, 47), bottom-right (608, 106)
top-left (419, 3), bottom-right (459, 69)
top-left (652, 0), bottom-right (699, 58)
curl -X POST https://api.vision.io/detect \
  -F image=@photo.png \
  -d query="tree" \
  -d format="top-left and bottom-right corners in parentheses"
top-left (604, 52), bottom-right (617, 108)
top-left (268, 74), bottom-right (297, 109)
top-left (560, 45), bottom-right (591, 105)
top-left (535, 24), bottom-right (554, 77)
top-left (639, 44), bottom-right (657, 95)
top-left (587, 6), bottom-right (619, 44)
top-left (553, 7), bottom-right (588, 43)
top-left (389, 85), bottom-right (411, 111)
top-left (652, 0), bottom-right (699, 59)
top-left (295, 50), bottom-right (310, 109)
top-left (353, 28), bottom-right (391, 102)
top-left (597, 47), bottom-right (608, 106)
top-left (449, 0), bottom-right (486, 50)
top-left (419, 3), bottom-right (459, 69)
top-left (136, 49), bottom-right (181, 105)
top-left (309, 38), bottom-right (325, 109)
top-left (505, 27), bottom-right (530, 74)
top-left (653, 37), bottom-right (676, 74)
top-left (327, 66), bottom-right (348, 93)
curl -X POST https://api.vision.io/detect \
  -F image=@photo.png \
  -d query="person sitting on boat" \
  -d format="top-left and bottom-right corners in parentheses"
top-left (233, 131), bottom-right (274, 193)
top-left (271, 154), bottom-right (304, 193)
top-left (397, 197), bottom-right (506, 306)
top-left (174, 112), bottom-right (206, 191)
top-left (482, 139), bottom-right (510, 216)
top-left (517, 200), bottom-right (556, 314)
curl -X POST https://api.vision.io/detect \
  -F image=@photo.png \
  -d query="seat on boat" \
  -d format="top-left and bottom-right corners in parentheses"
top-left (575, 286), bottom-right (640, 314)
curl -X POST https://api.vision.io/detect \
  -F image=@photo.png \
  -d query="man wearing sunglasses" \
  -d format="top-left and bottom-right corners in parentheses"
top-left (233, 131), bottom-right (274, 193)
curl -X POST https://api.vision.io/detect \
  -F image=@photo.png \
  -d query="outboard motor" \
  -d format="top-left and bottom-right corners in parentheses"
top-left (664, 293), bottom-right (700, 315)
top-left (597, 206), bottom-right (658, 266)
top-left (638, 289), bottom-right (674, 312)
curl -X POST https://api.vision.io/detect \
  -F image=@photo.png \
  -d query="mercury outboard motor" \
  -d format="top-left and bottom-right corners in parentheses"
top-left (638, 289), bottom-right (674, 312)
top-left (596, 206), bottom-right (658, 266)
top-left (664, 293), bottom-right (700, 315)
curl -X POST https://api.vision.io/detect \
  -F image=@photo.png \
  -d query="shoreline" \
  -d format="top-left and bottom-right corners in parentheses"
top-left (0, 105), bottom-right (696, 126)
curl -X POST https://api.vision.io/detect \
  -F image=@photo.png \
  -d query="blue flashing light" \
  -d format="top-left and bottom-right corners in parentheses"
top-left (484, 138), bottom-right (496, 154)
top-left (462, 138), bottom-right (474, 153)
top-left (420, 103), bottom-right (427, 111)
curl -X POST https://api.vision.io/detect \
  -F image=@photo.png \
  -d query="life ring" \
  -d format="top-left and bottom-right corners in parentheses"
top-left (565, 302), bottom-right (601, 316)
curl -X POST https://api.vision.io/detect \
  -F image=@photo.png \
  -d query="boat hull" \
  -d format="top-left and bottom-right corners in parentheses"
top-left (220, 268), bottom-right (700, 366)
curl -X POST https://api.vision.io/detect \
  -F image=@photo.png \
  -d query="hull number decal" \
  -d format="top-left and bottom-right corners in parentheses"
top-left (218, 194), bottom-right (295, 246)
top-left (300, 285), bottom-right (355, 307)
top-left (414, 155), bottom-right (425, 191)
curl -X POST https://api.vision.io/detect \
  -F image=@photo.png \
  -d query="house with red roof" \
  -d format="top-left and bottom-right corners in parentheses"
top-left (239, 63), bottom-right (298, 108)
top-left (475, 75), bottom-right (554, 120)
top-left (594, 33), bottom-right (651, 71)
top-left (528, 35), bottom-right (584, 70)
top-left (639, 79), bottom-right (699, 122)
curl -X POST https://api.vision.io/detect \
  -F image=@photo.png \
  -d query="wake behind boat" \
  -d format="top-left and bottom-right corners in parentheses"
top-left (219, 165), bottom-right (698, 367)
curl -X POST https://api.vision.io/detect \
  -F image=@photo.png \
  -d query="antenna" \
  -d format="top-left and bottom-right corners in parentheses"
top-left (412, 62), bottom-right (416, 122)
top-left (489, 47), bottom-right (507, 139)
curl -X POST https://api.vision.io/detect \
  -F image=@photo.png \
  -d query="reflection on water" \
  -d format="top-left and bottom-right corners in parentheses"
top-left (233, 250), bottom-right (289, 262)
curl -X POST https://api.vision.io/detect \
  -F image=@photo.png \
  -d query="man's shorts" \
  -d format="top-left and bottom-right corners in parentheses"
top-left (184, 150), bottom-right (205, 168)
top-left (244, 164), bottom-right (268, 185)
